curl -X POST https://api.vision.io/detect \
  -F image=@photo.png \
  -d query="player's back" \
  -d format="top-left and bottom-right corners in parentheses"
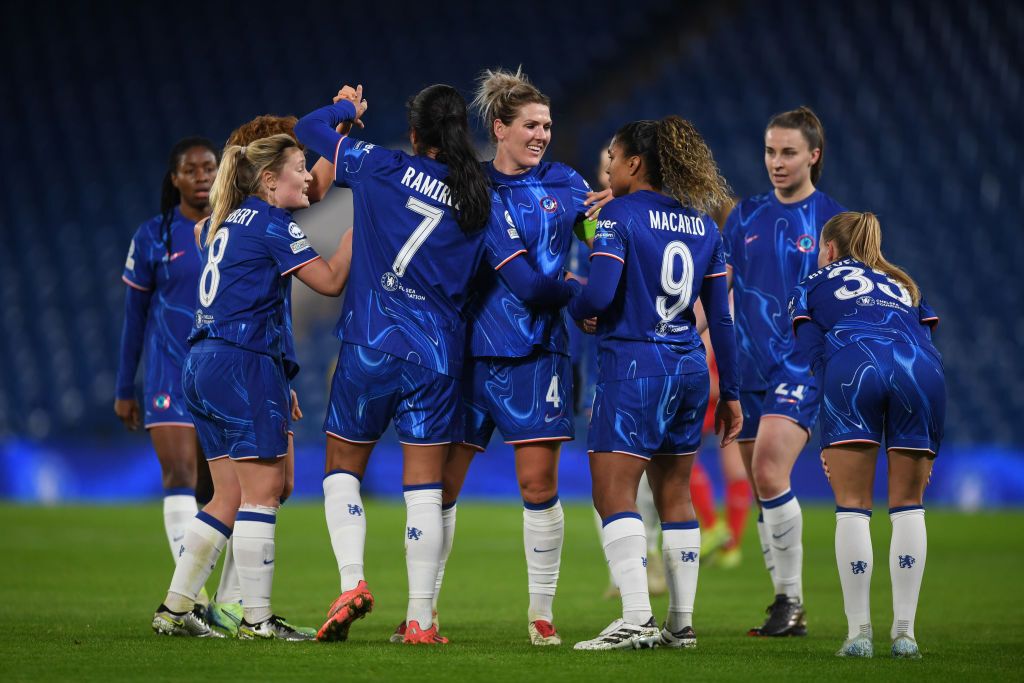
top-left (591, 190), bottom-right (726, 380)
top-left (791, 257), bottom-right (940, 364)
top-left (336, 139), bottom-right (490, 377)
top-left (191, 196), bottom-right (316, 358)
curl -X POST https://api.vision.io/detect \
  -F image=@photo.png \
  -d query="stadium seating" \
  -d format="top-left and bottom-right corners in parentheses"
top-left (1, 0), bottom-right (1019, 452)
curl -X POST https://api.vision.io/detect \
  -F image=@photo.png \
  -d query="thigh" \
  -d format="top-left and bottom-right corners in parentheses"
top-left (514, 441), bottom-right (560, 503)
top-left (490, 352), bottom-right (574, 445)
top-left (149, 425), bottom-right (200, 471)
top-left (818, 343), bottom-right (887, 449)
top-left (203, 457), bottom-right (242, 524)
top-left (887, 449), bottom-right (934, 508)
top-left (325, 433), bottom-right (374, 476)
top-left (402, 443), bottom-right (448, 487)
top-left (144, 355), bottom-right (192, 429)
top-left (659, 371), bottom-right (710, 456)
top-left (442, 443), bottom-right (478, 504)
top-left (395, 361), bottom-right (461, 445)
top-left (589, 451), bottom-right (648, 519)
top-left (323, 343), bottom-right (403, 444)
top-left (823, 444), bottom-right (879, 509)
top-left (459, 358), bottom-right (497, 451)
top-left (886, 345), bottom-right (946, 455)
top-left (647, 452), bottom-right (697, 523)
top-left (234, 458), bottom-right (286, 508)
top-left (737, 391), bottom-right (765, 442)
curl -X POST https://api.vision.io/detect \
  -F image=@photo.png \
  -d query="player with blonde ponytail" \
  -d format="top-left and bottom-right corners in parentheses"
top-left (789, 210), bottom-right (943, 659)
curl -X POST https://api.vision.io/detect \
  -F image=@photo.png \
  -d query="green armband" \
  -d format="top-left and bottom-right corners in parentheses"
top-left (574, 215), bottom-right (598, 241)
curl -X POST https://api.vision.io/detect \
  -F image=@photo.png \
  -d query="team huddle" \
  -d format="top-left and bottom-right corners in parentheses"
top-left (115, 68), bottom-right (944, 658)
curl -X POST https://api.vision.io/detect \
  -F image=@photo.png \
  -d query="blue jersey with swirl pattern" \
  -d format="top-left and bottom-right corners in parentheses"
top-left (723, 189), bottom-right (845, 389)
top-left (586, 190), bottom-right (728, 382)
top-left (332, 137), bottom-right (524, 378)
top-left (465, 161), bottom-right (591, 358)
top-left (189, 196), bottom-right (320, 357)
top-left (788, 257), bottom-right (940, 373)
top-left (118, 207), bottom-right (203, 397)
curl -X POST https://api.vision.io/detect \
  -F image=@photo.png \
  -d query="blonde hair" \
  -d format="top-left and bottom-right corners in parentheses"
top-left (821, 211), bottom-right (921, 305)
top-left (207, 134), bottom-right (299, 245)
top-left (614, 116), bottom-right (731, 215)
top-left (471, 67), bottom-right (550, 143)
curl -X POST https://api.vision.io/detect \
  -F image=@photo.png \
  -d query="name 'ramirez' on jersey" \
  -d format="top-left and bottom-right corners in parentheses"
top-left (723, 190), bottom-right (844, 389)
top-left (333, 137), bottom-right (519, 378)
top-left (590, 190), bottom-right (727, 381)
top-left (466, 161), bottom-right (592, 358)
top-left (190, 196), bottom-right (320, 356)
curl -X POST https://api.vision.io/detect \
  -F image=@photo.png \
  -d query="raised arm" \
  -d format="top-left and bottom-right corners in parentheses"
top-left (294, 92), bottom-right (363, 161)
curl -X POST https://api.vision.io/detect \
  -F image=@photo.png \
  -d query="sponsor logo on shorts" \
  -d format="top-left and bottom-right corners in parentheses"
top-left (540, 196), bottom-right (559, 213)
top-left (153, 393), bottom-right (171, 411)
top-left (797, 234), bottom-right (816, 252)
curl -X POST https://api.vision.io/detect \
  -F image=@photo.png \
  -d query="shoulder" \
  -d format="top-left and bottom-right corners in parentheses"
top-left (727, 193), bottom-right (771, 226)
top-left (133, 213), bottom-right (164, 241)
top-left (814, 190), bottom-right (846, 214)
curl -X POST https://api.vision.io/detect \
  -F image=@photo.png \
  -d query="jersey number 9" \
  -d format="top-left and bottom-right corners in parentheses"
top-left (657, 241), bottom-right (695, 321)
top-left (199, 229), bottom-right (230, 307)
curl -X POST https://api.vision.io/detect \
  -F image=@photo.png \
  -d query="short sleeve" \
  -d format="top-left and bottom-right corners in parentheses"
top-left (483, 200), bottom-right (527, 270)
top-left (334, 137), bottom-right (391, 188)
top-left (264, 213), bottom-right (321, 276)
top-left (704, 230), bottom-right (728, 279)
top-left (918, 295), bottom-right (939, 328)
top-left (122, 223), bottom-right (155, 291)
top-left (721, 208), bottom-right (740, 268)
top-left (590, 200), bottom-right (628, 264)
top-left (788, 283), bottom-right (812, 330)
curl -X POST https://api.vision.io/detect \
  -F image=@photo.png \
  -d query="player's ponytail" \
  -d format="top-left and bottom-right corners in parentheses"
top-left (822, 211), bottom-right (921, 305)
top-left (614, 117), bottom-right (730, 215)
top-left (472, 67), bottom-right (550, 143)
top-left (766, 106), bottom-right (825, 185)
top-left (408, 84), bottom-right (490, 232)
top-left (207, 133), bottom-right (299, 245)
top-left (159, 136), bottom-right (218, 256)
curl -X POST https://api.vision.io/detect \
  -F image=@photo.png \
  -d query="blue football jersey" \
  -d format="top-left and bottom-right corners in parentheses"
top-left (589, 190), bottom-right (727, 382)
top-left (121, 207), bottom-right (203, 372)
top-left (465, 161), bottom-right (591, 358)
top-left (281, 279), bottom-right (299, 380)
top-left (190, 196), bottom-right (320, 357)
top-left (723, 190), bottom-right (845, 389)
top-left (332, 137), bottom-right (524, 378)
top-left (788, 257), bottom-right (940, 368)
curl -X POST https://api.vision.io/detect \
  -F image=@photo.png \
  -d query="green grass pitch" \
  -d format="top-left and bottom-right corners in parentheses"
top-left (3, 501), bottom-right (1022, 681)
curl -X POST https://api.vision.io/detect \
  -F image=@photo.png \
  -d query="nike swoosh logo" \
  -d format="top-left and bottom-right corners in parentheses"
top-left (263, 559), bottom-right (275, 565)
top-left (544, 414), bottom-right (560, 424)
top-left (172, 535), bottom-right (184, 542)
top-left (772, 527), bottom-right (793, 540)
top-left (165, 250), bottom-right (186, 262)
top-left (533, 547), bottom-right (558, 553)
top-left (772, 545), bottom-right (790, 551)
top-left (745, 235), bottom-right (759, 244)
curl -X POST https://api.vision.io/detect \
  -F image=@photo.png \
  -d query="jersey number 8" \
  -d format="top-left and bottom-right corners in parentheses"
top-left (199, 229), bottom-right (230, 307)
top-left (657, 241), bottom-right (695, 321)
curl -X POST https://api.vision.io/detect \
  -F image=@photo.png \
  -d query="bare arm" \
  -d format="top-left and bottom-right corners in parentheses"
top-left (293, 229), bottom-right (353, 296)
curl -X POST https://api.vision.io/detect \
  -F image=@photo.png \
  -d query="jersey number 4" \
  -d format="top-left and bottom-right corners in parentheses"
top-left (393, 197), bottom-right (444, 277)
top-left (199, 229), bottom-right (230, 307)
top-left (546, 375), bottom-right (561, 409)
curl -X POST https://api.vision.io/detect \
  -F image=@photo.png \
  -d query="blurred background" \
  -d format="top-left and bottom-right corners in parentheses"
top-left (1, 0), bottom-right (1021, 506)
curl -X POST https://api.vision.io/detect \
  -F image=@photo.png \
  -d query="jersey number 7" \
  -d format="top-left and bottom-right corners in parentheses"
top-left (393, 196), bottom-right (444, 277)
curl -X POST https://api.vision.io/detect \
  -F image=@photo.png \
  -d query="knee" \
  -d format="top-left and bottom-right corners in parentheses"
top-left (519, 473), bottom-right (557, 506)
top-left (752, 455), bottom-right (787, 499)
top-left (160, 457), bottom-right (196, 490)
